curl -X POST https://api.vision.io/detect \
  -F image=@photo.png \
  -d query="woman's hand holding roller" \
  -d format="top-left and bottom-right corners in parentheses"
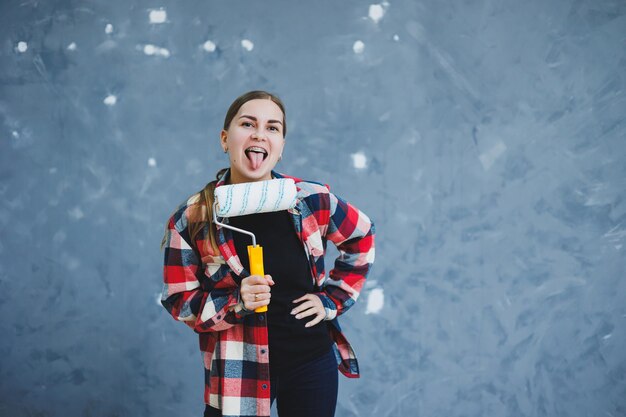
top-left (241, 274), bottom-right (274, 311)
top-left (291, 294), bottom-right (326, 327)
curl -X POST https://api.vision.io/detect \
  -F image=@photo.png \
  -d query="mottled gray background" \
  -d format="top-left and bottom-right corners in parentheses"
top-left (1, 0), bottom-right (625, 416)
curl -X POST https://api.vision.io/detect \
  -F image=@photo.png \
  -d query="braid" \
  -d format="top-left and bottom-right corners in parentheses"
top-left (189, 168), bottom-right (228, 254)
top-left (161, 168), bottom-right (227, 254)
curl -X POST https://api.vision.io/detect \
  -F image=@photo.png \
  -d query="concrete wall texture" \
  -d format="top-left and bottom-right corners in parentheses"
top-left (1, 0), bottom-right (625, 416)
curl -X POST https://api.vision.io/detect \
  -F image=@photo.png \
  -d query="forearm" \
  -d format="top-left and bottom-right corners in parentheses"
top-left (322, 192), bottom-right (376, 318)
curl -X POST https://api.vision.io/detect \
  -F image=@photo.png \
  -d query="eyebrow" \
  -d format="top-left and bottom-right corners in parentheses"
top-left (238, 115), bottom-right (283, 125)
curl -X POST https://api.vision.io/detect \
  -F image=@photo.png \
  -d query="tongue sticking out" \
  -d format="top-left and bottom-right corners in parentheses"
top-left (247, 151), bottom-right (265, 170)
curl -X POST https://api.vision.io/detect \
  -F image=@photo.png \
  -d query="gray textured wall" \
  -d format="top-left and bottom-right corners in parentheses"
top-left (1, 0), bottom-right (625, 416)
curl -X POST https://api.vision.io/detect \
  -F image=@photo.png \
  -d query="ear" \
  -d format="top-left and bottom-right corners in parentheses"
top-left (220, 130), bottom-right (228, 150)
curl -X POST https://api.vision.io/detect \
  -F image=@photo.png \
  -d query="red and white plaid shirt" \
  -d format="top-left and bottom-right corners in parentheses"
top-left (161, 170), bottom-right (375, 417)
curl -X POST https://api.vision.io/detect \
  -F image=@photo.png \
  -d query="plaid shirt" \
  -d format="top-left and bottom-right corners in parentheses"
top-left (161, 170), bottom-right (375, 417)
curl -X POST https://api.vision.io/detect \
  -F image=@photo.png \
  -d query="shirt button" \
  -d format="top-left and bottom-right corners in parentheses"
top-left (262, 384), bottom-right (268, 390)
top-left (217, 315), bottom-right (222, 320)
top-left (259, 315), bottom-right (264, 321)
top-left (261, 349), bottom-right (266, 354)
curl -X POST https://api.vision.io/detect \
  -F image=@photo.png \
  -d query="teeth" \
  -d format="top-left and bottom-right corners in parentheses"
top-left (246, 146), bottom-right (267, 154)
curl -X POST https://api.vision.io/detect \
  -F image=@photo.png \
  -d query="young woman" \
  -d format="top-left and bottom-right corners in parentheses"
top-left (161, 90), bottom-right (375, 417)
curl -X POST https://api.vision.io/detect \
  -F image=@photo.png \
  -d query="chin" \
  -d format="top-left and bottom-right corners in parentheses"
top-left (233, 167), bottom-right (273, 183)
top-left (246, 172), bottom-right (270, 181)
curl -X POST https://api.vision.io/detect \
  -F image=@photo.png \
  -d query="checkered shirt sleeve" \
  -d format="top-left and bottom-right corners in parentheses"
top-left (316, 191), bottom-right (376, 321)
top-left (161, 205), bottom-right (249, 333)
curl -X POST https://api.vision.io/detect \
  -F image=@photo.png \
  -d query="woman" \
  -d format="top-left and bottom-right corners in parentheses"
top-left (161, 90), bottom-right (375, 417)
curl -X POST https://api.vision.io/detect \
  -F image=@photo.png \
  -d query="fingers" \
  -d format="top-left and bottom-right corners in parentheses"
top-left (242, 291), bottom-right (271, 311)
top-left (291, 293), bottom-right (320, 312)
top-left (241, 289), bottom-right (271, 311)
top-left (241, 275), bottom-right (273, 294)
top-left (292, 294), bottom-right (308, 304)
top-left (294, 305), bottom-right (324, 328)
top-left (244, 274), bottom-right (274, 286)
top-left (291, 294), bottom-right (326, 328)
top-left (304, 314), bottom-right (324, 328)
top-left (292, 302), bottom-right (317, 318)
top-left (241, 274), bottom-right (273, 310)
top-left (244, 283), bottom-right (272, 294)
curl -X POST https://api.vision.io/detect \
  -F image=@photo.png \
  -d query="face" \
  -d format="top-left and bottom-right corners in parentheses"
top-left (221, 99), bottom-right (285, 184)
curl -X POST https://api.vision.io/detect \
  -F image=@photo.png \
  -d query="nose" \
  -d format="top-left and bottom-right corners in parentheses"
top-left (251, 129), bottom-right (267, 140)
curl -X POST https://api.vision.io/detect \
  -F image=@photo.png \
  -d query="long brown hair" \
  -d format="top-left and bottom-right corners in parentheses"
top-left (161, 90), bottom-right (287, 255)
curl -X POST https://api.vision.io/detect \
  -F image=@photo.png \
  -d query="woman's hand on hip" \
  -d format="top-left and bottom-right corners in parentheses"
top-left (291, 294), bottom-right (326, 327)
top-left (240, 274), bottom-right (274, 311)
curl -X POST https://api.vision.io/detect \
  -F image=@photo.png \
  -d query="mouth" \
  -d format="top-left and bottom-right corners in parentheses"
top-left (244, 146), bottom-right (269, 161)
top-left (244, 146), bottom-right (269, 170)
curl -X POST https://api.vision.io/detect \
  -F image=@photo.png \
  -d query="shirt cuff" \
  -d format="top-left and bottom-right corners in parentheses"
top-left (233, 291), bottom-right (255, 319)
top-left (315, 293), bottom-right (337, 321)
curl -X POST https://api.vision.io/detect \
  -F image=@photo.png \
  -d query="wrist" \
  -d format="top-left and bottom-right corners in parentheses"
top-left (314, 292), bottom-right (337, 321)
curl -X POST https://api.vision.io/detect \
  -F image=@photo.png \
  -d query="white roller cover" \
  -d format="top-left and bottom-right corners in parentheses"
top-left (214, 178), bottom-right (298, 218)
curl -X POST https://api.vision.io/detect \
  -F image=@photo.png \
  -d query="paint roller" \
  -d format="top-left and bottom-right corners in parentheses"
top-left (212, 178), bottom-right (298, 313)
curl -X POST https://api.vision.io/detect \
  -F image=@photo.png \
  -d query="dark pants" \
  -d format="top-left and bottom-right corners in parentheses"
top-left (204, 348), bottom-right (338, 417)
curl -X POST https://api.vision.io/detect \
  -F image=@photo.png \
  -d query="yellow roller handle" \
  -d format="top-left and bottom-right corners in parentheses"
top-left (247, 245), bottom-right (267, 313)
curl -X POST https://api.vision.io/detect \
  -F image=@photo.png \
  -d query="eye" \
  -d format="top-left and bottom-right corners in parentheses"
top-left (268, 126), bottom-right (279, 132)
top-left (242, 121), bottom-right (254, 128)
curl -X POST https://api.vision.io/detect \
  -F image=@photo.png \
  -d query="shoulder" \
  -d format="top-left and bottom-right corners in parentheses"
top-left (296, 180), bottom-right (332, 200)
top-left (275, 173), bottom-right (335, 223)
top-left (168, 192), bottom-right (204, 232)
top-left (275, 172), bottom-right (332, 199)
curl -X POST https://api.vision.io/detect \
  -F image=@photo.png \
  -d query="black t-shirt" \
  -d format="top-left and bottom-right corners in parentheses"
top-left (228, 210), bottom-right (332, 375)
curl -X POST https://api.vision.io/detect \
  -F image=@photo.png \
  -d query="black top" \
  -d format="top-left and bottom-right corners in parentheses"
top-left (228, 210), bottom-right (332, 376)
